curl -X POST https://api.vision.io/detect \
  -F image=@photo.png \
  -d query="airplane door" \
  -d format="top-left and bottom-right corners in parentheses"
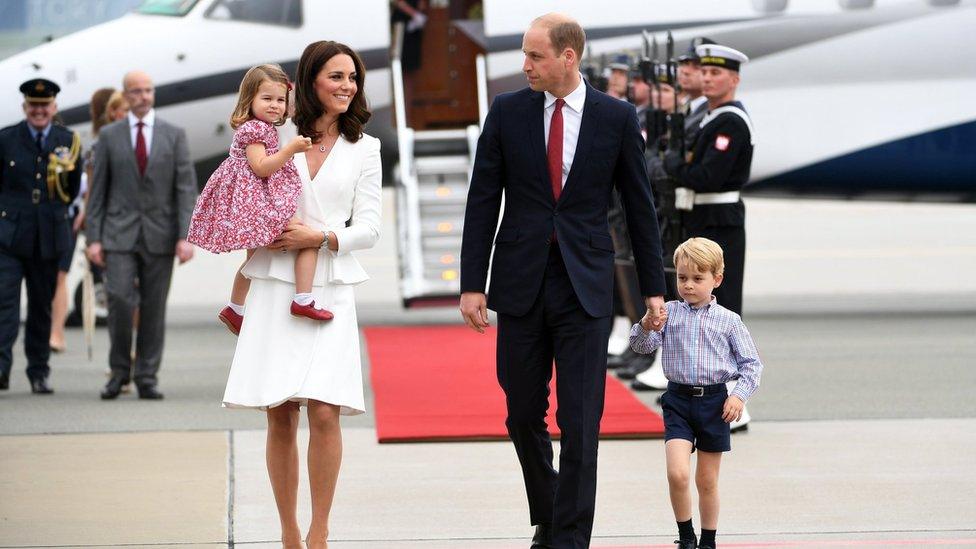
top-left (398, 0), bottom-right (484, 130)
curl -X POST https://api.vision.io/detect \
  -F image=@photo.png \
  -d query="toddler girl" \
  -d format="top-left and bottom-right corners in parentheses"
top-left (187, 63), bottom-right (333, 334)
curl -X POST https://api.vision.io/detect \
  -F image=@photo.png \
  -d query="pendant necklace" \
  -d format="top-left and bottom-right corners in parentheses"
top-left (316, 123), bottom-right (339, 153)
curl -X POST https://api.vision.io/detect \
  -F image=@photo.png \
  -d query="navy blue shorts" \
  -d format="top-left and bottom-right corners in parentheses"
top-left (661, 383), bottom-right (731, 453)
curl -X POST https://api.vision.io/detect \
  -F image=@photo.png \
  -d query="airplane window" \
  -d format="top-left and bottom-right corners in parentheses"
top-left (205, 0), bottom-right (302, 27)
top-left (138, 0), bottom-right (201, 16)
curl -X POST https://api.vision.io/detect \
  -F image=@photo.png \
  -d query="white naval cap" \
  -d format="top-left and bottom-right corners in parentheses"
top-left (695, 44), bottom-right (749, 71)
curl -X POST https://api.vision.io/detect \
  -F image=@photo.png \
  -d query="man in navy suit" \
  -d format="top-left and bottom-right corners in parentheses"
top-left (460, 13), bottom-right (667, 548)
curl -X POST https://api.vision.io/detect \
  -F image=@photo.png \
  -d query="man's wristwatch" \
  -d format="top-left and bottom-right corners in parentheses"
top-left (320, 231), bottom-right (329, 250)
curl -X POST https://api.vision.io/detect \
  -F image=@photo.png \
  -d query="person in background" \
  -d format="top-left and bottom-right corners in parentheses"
top-left (86, 70), bottom-right (197, 401)
top-left (49, 87), bottom-right (120, 353)
top-left (0, 78), bottom-right (83, 393)
top-left (606, 54), bottom-right (631, 100)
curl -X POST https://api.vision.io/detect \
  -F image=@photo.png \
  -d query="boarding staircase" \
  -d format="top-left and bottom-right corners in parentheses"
top-left (392, 31), bottom-right (488, 306)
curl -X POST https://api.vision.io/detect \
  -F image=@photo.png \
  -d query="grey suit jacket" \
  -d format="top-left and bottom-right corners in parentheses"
top-left (86, 115), bottom-right (197, 255)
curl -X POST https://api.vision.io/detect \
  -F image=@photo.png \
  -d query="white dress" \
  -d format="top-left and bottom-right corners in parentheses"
top-left (221, 133), bottom-right (382, 415)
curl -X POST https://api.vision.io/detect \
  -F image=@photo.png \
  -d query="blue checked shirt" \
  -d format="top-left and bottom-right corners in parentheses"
top-left (630, 298), bottom-right (763, 402)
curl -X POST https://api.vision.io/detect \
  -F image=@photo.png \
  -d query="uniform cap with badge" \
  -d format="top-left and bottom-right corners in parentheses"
top-left (19, 78), bottom-right (60, 103)
top-left (695, 44), bottom-right (749, 72)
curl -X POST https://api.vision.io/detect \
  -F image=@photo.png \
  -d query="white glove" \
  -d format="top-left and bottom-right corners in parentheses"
top-left (407, 12), bottom-right (427, 32)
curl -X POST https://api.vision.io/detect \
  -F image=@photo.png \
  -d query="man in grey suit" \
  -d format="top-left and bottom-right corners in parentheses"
top-left (85, 70), bottom-right (197, 400)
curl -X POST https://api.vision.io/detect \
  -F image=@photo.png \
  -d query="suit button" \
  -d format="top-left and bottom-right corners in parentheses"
top-left (35, 173), bottom-right (41, 179)
top-left (37, 157), bottom-right (42, 162)
top-left (8, 161), bottom-right (13, 167)
top-left (1, 211), bottom-right (6, 217)
top-left (553, 211), bottom-right (559, 216)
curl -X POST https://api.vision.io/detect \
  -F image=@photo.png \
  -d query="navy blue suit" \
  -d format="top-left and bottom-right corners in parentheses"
top-left (461, 82), bottom-right (665, 547)
top-left (0, 121), bottom-right (82, 382)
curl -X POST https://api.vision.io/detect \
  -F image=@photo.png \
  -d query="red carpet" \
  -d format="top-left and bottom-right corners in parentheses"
top-left (365, 326), bottom-right (664, 443)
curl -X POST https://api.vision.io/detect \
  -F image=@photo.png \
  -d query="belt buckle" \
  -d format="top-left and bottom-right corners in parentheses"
top-left (691, 386), bottom-right (705, 397)
top-left (31, 189), bottom-right (41, 204)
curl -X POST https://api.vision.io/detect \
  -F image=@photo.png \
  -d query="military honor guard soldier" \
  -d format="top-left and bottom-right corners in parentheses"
top-left (0, 78), bottom-right (83, 394)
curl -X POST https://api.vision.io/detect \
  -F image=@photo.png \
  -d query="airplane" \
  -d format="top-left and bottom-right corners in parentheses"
top-left (1, 0), bottom-right (974, 307)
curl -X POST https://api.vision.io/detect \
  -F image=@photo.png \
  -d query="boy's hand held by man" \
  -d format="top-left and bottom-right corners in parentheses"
top-left (641, 307), bottom-right (667, 332)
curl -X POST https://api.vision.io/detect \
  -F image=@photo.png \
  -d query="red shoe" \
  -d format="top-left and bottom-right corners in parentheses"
top-left (218, 306), bottom-right (244, 335)
top-left (290, 300), bottom-right (334, 321)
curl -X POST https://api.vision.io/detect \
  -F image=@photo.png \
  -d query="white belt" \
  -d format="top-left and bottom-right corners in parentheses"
top-left (694, 191), bottom-right (740, 205)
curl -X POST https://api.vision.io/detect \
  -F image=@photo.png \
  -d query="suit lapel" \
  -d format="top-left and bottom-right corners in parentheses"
top-left (525, 91), bottom-right (552, 200)
top-left (115, 120), bottom-right (140, 179)
top-left (559, 84), bottom-right (599, 204)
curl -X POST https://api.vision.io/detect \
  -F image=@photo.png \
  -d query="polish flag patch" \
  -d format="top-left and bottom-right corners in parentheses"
top-left (714, 134), bottom-right (731, 151)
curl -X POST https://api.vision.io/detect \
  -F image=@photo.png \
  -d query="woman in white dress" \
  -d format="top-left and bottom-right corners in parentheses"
top-left (221, 41), bottom-right (381, 549)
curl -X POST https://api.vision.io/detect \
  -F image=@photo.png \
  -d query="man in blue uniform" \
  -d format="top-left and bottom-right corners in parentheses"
top-left (0, 78), bottom-right (83, 393)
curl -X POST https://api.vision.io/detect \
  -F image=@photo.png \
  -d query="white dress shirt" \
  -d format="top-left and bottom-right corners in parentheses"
top-left (543, 75), bottom-right (587, 188)
top-left (128, 109), bottom-right (155, 156)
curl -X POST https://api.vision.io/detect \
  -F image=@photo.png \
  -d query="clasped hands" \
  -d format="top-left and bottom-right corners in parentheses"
top-left (640, 296), bottom-right (667, 332)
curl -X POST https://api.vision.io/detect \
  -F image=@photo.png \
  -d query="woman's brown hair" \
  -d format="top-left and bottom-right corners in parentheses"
top-left (229, 63), bottom-right (291, 129)
top-left (293, 41), bottom-right (370, 144)
top-left (89, 87), bottom-right (115, 136)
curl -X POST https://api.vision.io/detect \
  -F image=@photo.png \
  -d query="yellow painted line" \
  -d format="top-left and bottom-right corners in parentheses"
top-left (0, 431), bottom-right (228, 546)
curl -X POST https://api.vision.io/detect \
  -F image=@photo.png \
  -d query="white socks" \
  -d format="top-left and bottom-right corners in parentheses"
top-left (227, 302), bottom-right (245, 315)
top-left (294, 293), bottom-right (314, 306)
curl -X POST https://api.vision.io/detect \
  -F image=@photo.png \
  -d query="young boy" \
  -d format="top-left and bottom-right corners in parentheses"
top-left (630, 237), bottom-right (763, 549)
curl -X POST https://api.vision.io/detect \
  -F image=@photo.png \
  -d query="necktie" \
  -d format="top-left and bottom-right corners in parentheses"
top-left (135, 121), bottom-right (148, 177)
top-left (35, 131), bottom-right (44, 152)
top-left (547, 98), bottom-right (565, 202)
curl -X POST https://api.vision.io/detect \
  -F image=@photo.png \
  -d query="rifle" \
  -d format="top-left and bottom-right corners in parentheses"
top-left (647, 32), bottom-right (686, 297)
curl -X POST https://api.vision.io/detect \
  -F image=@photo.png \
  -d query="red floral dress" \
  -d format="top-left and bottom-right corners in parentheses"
top-left (187, 119), bottom-right (301, 253)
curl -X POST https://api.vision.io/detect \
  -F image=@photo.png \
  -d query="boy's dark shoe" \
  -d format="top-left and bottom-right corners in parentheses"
top-left (674, 540), bottom-right (698, 549)
top-left (698, 544), bottom-right (715, 549)
top-left (0, 372), bottom-right (9, 390)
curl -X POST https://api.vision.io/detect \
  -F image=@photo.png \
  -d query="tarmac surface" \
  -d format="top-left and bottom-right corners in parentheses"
top-left (3, 197), bottom-right (976, 548)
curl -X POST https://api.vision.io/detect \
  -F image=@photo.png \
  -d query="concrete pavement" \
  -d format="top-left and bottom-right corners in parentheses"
top-left (2, 420), bottom-right (975, 547)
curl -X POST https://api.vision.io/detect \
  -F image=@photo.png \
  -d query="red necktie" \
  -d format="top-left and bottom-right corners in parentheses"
top-left (547, 98), bottom-right (565, 202)
top-left (135, 121), bottom-right (148, 177)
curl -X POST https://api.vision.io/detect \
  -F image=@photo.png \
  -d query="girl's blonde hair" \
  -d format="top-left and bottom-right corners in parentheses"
top-left (230, 63), bottom-right (291, 129)
top-left (673, 237), bottom-right (725, 276)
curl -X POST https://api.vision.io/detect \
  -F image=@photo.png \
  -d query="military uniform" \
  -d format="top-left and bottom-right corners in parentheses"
top-left (0, 79), bottom-right (82, 392)
top-left (664, 45), bottom-right (754, 316)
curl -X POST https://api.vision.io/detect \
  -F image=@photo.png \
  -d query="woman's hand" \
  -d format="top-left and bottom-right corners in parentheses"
top-left (268, 219), bottom-right (335, 252)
